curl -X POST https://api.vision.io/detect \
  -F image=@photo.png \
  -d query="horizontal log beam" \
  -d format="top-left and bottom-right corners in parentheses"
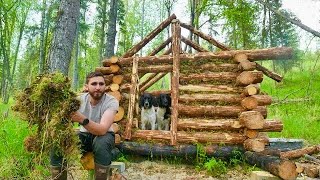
top-left (179, 84), bottom-right (243, 94)
top-left (180, 72), bottom-right (239, 83)
top-left (116, 47), bottom-right (293, 67)
top-left (178, 104), bottom-right (267, 118)
top-left (116, 141), bottom-right (244, 158)
top-left (131, 130), bottom-right (246, 144)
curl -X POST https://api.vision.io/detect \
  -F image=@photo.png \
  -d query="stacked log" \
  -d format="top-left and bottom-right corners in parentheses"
top-left (96, 56), bottom-right (126, 144)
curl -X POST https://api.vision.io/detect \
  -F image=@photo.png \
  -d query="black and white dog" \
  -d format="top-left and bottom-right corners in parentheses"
top-left (156, 93), bottom-right (171, 131)
top-left (139, 93), bottom-right (157, 130)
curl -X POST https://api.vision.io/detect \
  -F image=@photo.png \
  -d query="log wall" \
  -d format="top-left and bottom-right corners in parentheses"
top-left (95, 18), bottom-right (291, 155)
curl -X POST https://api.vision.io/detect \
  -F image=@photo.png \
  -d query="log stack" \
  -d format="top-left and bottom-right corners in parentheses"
top-left (96, 56), bottom-right (126, 145)
top-left (93, 15), bottom-right (300, 179)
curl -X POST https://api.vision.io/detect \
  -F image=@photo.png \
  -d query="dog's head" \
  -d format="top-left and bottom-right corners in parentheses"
top-left (139, 93), bottom-right (156, 109)
top-left (158, 93), bottom-right (171, 108)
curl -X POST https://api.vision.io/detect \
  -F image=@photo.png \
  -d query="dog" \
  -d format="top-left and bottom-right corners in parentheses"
top-left (139, 93), bottom-right (157, 130)
top-left (156, 93), bottom-right (171, 131)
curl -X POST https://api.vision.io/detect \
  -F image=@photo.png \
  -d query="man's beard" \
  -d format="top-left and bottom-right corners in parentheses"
top-left (89, 91), bottom-right (104, 100)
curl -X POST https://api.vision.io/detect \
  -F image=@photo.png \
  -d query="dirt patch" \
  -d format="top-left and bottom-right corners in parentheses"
top-left (120, 160), bottom-right (250, 180)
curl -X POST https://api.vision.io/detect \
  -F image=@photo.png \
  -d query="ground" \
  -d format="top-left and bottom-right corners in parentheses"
top-left (70, 159), bottom-right (251, 180)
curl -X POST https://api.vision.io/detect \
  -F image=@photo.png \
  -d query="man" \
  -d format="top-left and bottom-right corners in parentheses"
top-left (50, 71), bottom-right (119, 180)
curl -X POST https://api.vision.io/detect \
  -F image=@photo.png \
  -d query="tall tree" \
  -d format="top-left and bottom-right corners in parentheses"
top-left (105, 0), bottom-right (118, 58)
top-left (48, 0), bottom-right (80, 75)
top-left (39, 0), bottom-right (47, 74)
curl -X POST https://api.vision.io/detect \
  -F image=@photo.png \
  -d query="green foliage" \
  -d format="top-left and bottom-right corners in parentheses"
top-left (261, 52), bottom-right (320, 144)
top-left (11, 73), bottom-right (81, 176)
top-left (204, 157), bottom-right (227, 176)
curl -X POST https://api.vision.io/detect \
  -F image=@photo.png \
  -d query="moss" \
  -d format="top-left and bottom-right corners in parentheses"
top-left (12, 73), bottom-right (81, 163)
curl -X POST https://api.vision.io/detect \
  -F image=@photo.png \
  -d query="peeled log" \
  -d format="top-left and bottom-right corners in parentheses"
top-left (245, 151), bottom-right (298, 180)
top-left (262, 120), bottom-right (283, 132)
top-left (179, 93), bottom-right (243, 104)
top-left (243, 84), bottom-right (260, 96)
top-left (102, 56), bottom-right (118, 67)
top-left (131, 130), bottom-right (246, 144)
top-left (280, 145), bottom-right (320, 159)
top-left (112, 75), bottom-right (124, 84)
top-left (244, 138), bottom-right (266, 152)
top-left (252, 95), bottom-right (272, 106)
top-left (115, 134), bottom-right (121, 144)
top-left (239, 111), bottom-right (264, 129)
top-left (238, 60), bottom-right (256, 71)
top-left (236, 71), bottom-right (263, 86)
top-left (112, 123), bottom-right (120, 133)
top-left (244, 129), bottom-right (259, 138)
top-left (233, 53), bottom-right (248, 62)
top-left (108, 91), bottom-right (121, 102)
top-left (106, 83), bottom-right (119, 92)
top-left (180, 84), bottom-right (243, 94)
top-left (96, 65), bottom-right (120, 75)
top-left (180, 72), bottom-right (239, 83)
top-left (114, 106), bottom-right (124, 122)
top-left (179, 105), bottom-right (267, 118)
top-left (241, 96), bottom-right (258, 110)
top-left (198, 63), bottom-right (239, 72)
top-left (295, 162), bottom-right (320, 178)
top-left (177, 118), bottom-right (241, 131)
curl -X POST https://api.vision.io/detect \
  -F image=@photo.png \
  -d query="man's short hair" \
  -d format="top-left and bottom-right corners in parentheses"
top-left (85, 71), bottom-right (104, 84)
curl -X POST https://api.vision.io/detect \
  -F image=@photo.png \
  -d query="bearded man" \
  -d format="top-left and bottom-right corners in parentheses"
top-left (50, 71), bottom-right (119, 180)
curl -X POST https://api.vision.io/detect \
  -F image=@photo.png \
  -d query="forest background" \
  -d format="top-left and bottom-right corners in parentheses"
top-left (0, 0), bottom-right (320, 178)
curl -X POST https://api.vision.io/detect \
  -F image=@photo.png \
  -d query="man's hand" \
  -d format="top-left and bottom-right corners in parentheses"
top-left (70, 111), bottom-right (86, 123)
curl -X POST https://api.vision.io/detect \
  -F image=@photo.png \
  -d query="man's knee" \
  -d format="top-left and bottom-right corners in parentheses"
top-left (92, 133), bottom-right (115, 165)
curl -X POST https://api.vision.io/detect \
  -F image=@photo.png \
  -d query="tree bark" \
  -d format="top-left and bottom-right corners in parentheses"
top-left (105, 0), bottom-right (118, 58)
top-left (179, 84), bottom-right (243, 94)
top-left (180, 72), bottom-right (239, 83)
top-left (245, 151), bottom-right (298, 180)
top-left (116, 141), bottom-right (244, 157)
top-left (48, 0), bottom-right (80, 75)
top-left (178, 105), bottom-right (267, 118)
top-left (130, 130), bottom-right (246, 144)
top-left (280, 145), bottom-right (320, 160)
top-left (177, 118), bottom-right (241, 131)
top-left (181, 36), bottom-right (208, 52)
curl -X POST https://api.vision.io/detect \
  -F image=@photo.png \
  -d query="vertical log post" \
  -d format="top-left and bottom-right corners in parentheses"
top-left (170, 19), bottom-right (181, 145)
top-left (124, 55), bottom-right (139, 140)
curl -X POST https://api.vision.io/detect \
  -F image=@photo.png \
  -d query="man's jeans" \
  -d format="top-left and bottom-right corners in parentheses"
top-left (50, 132), bottom-right (115, 166)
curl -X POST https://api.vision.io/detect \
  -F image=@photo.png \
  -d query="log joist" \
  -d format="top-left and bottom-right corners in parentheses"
top-left (179, 84), bottom-right (243, 94)
top-left (110, 47), bottom-right (292, 67)
top-left (179, 94), bottom-right (272, 106)
top-left (180, 72), bottom-right (239, 83)
top-left (177, 118), bottom-right (282, 132)
top-left (131, 130), bottom-right (246, 144)
top-left (178, 104), bottom-right (267, 118)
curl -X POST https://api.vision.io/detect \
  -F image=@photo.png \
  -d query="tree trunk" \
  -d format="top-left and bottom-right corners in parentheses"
top-left (98, 0), bottom-right (108, 60)
top-left (105, 0), bottom-right (118, 58)
top-left (48, 0), bottom-right (80, 75)
top-left (245, 151), bottom-right (298, 180)
top-left (72, 14), bottom-right (80, 90)
top-left (39, 0), bottom-right (47, 74)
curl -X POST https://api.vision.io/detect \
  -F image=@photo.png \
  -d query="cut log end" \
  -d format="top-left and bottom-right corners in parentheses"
top-left (114, 106), bottom-right (124, 122)
top-left (241, 96), bottom-right (258, 110)
top-left (278, 161), bottom-right (298, 180)
top-left (239, 111), bottom-right (264, 129)
top-left (112, 75), bottom-right (124, 84)
top-left (244, 139), bottom-right (265, 152)
top-left (233, 53), bottom-right (248, 63)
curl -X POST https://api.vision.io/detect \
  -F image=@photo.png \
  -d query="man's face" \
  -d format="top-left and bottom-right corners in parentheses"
top-left (85, 76), bottom-right (106, 100)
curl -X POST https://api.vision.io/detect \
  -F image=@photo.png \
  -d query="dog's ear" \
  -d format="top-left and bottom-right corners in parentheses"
top-left (152, 95), bottom-right (159, 107)
top-left (167, 94), bottom-right (172, 106)
top-left (139, 94), bottom-right (144, 108)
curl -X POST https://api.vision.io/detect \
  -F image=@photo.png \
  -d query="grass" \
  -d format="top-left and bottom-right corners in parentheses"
top-left (260, 54), bottom-right (320, 145)
top-left (1, 52), bottom-right (319, 178)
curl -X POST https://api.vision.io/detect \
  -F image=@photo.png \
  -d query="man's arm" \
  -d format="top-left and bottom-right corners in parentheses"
top-left (71, 110), bottom-right (116, 136)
